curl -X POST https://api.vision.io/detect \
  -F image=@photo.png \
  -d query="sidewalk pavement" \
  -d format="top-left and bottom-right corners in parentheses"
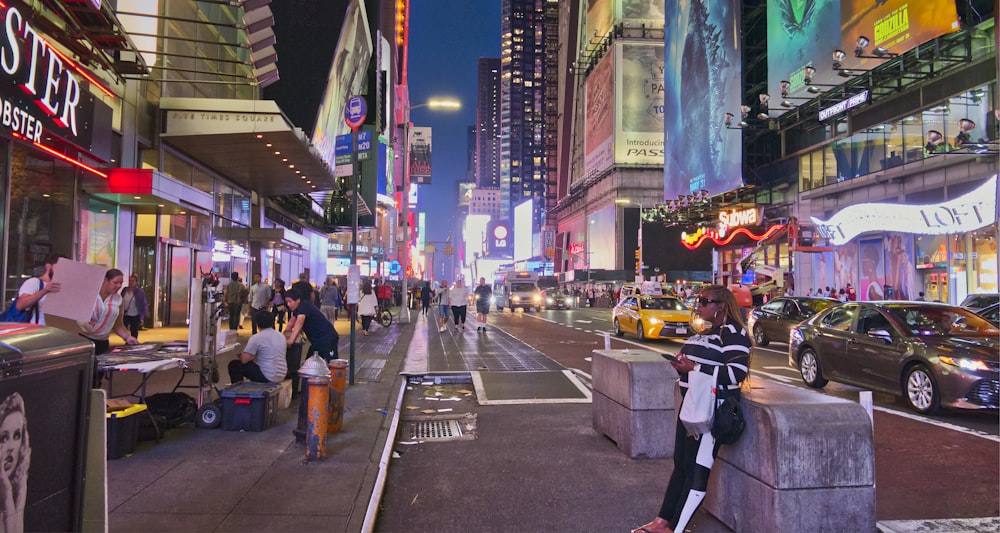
top-left (102, 312), bottom-right (999, 533)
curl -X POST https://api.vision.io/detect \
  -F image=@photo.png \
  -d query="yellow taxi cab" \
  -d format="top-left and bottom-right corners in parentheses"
top-left (613, 294), bottom-right (692, 340)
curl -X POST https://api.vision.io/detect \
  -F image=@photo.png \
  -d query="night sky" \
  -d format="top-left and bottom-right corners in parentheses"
top-left (266, 1), bottom-right (500, 245)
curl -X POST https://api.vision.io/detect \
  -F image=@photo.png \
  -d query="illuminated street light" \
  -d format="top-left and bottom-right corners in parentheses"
top-left (399, 97), bottom-right (461, 324)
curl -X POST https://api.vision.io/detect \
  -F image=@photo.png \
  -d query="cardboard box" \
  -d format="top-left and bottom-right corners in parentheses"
top-left (106, 398), bottom-right (133, 412)
top-left (277, 379), bottom-right (292, 409)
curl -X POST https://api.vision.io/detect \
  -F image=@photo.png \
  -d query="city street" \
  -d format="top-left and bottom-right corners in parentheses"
top-left (465, 306), bottom-right (1000, 521)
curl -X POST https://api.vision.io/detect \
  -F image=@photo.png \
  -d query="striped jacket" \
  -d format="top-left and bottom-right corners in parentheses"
top-left (678, 320), bottom-right (752, 392)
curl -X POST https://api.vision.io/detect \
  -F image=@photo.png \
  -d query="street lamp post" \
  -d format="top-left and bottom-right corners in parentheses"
top-left (398, 98), bottom-right (460, 324)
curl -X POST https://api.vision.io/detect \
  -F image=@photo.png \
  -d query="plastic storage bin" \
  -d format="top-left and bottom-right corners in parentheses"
top-left (221, 382), bottom-right (281, 431)
top-left (106, 403), bottom-right (148, 459)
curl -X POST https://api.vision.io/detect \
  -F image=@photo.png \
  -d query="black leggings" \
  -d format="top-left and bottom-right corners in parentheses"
top-left (451, 305), bottom-right (467, 325)
top-left (658, 414), bottom-right (720, 531)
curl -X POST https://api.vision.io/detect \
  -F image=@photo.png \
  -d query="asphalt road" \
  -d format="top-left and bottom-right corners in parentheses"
top-left (482, 305), bottom-right (999, 521)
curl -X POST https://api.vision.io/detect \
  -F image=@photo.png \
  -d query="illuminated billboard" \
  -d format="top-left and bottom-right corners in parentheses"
top-left (615, 42), bottom-right (665, 167)
top-left (312, 0), bottom-right (372, 168)
top-left (513, 199), bottom-right (534, 262)
top-left (458, 182), bottom-right (475, 207)
top-left (663, 0), bottom-right (743, 201)
top-left (768, 0), bottom-right (960, 114)
top-left (584, 52), bottom-right (615, 181)
top-left (587, 0), bottom-right (613, 43)
top-left (409, 126), bottom-right (432, 184)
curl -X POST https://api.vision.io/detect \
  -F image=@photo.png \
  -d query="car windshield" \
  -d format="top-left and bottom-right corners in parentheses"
top-left (511, 283), bottom-right (536, 292)
top-left (883, 305), bottom-right (1000, 337)
top-left (802, 298), bottom-right (838, 316)
top-left (640, 297), bottom-right (687, 311)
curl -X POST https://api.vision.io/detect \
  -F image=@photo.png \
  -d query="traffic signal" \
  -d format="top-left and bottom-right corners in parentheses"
top-left (635, 260), bottom-right (642, 274)
top-left (634, 249), bottom-right (640, 259)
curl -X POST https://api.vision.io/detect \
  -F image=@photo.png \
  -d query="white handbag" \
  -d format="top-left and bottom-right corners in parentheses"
top-left (679, 365), bottom-right (718, 437)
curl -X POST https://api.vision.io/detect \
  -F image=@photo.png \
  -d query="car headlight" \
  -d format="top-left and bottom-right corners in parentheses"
top-left (534, 294), bottom-right (541, 302)
top-left (647, 317), bottom-right (663, 325)
top-left (546, 298), bottom-right (554, 304)
top-left (512, 296), bottom-right (521, 302)
top-left (939, 355), bottom-right (991, 371)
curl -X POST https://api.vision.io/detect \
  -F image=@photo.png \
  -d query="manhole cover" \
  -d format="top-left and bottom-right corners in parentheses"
top-left (399, 413), bottom-right (477, 443)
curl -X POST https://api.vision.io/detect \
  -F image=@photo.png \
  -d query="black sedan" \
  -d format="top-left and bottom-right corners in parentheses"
top-left (541, 289), bottom-right (574, 310)
top-left (977, 303), bottom-right (999, 326)
top-left (788, 302), bottom-right (1000, 414)
top-left (746, 296), bottom-right (840, 347)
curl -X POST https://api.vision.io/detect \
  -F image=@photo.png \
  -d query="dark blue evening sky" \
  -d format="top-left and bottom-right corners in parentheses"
top-left (407, 1), bottom-right (500, 244)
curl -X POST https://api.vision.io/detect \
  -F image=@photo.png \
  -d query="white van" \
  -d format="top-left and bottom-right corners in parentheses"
top-left (495, 271), bottom-right (542, 312)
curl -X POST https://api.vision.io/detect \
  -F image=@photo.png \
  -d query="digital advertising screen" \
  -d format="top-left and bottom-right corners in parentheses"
top-left (662, 0), bottom-right (743, 201)
top-left (513, 199), bottom-right (534, 262)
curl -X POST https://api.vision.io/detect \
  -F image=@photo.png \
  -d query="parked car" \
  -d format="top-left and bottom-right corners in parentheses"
top-left (541, 289), bottom-right (573, 310)
top-left (788, 302), bottom-right (1000, 414)
top-left (977, 303), bottom-right (999, 326)
top-left (613, 295), bottom-right (692, 340)
top-left (959, 293), bottom-right (999, 312)
top-left (746, 296), bottom-right (840, 347)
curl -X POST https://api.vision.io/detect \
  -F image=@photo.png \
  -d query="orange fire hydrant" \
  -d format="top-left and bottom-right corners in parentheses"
top-left (304, 376), bottom-right (329, 461)
top-left (328, 359), bottom-right (348, 433)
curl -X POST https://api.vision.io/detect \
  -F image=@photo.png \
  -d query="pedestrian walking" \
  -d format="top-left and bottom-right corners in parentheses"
top-left (248, 273), bottom-right (272, 334)
top-left (631, 285), bottom-right (751, 533)
top-left (435, 280), bottom-right (451, 332)
top-left (420, 281), bottom-right (432, 316)
top-left (358, 282), bottom-right (378, 335)
top-left (449, 279), bottom-right (469, 331)
top-left (473, 277), bottom-right (492, 331)
top-left (319, 277), bottom-right (342, 323)
top-left (120, 273), bottom-right (148, 339)
top-left (272, 279), bottom-right (288, 330)
top-left (224, 272), bottom-right (248, 331)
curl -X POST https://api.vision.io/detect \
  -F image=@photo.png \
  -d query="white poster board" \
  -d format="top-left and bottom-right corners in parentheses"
top-left (42, 259), bottom-right (106, 331)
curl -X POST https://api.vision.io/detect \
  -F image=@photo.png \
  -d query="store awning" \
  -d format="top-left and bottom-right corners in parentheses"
top-left (88, 168), bottom-right (214, 215)
top-left (158, 98), bottom-right (337, 197)
top-left (213, 227), bottom-right (308, 250)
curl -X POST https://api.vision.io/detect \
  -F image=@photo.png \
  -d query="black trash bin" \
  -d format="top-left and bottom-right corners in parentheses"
top-left (0, 324), bottom-right (94, 532)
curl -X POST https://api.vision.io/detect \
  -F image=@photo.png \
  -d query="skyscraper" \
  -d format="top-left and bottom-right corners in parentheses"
top-left (500, 0), bottom-right (554, 232)
top-left (476, 57), bottom-right (501, 188)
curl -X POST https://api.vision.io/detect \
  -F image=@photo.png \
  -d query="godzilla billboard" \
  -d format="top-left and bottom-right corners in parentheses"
top-left (662, 0), bottom-right (743, 201)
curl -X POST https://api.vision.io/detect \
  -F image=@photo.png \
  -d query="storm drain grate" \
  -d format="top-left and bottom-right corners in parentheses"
top-left (410, 419), bottom-right (462, 440)
top-left (399, 414), bottom-right (477, 443)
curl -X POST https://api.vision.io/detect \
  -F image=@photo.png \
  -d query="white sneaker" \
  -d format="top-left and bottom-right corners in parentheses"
top-left (439, 326), bottom-right (446, 332)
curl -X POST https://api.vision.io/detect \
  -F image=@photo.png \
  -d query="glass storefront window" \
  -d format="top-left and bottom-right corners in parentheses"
top-left (79, 197), bottom-right (118, 267)
top-left (884, 122), bottom-right (904, 168)
top-left (5, 144), bottom-right (76, 299)
top-left (822, 145), bottom-right (836, 186)
top-left (900, 115), bottom-right (924, 162)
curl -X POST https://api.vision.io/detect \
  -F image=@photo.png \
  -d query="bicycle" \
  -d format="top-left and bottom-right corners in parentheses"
top-left (376, 306), bottom-right (393, 328)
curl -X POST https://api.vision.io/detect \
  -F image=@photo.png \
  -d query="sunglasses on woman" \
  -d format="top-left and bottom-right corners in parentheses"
top-left (697, 297), bottom-right (724, 305)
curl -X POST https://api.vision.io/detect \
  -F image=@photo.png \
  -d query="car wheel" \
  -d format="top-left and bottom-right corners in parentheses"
top-left (613, 319), bottom-right (624, 337)
top-left (753, 325), bottom-right (769, 347)
top-left (798, 348), bottom-right (828, 388)
top-left (637, 321), bottom-right (646, 341)
top-left (904, 365), bottom-right (940, 415)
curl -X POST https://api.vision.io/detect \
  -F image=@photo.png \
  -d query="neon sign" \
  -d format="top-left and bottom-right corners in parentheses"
top-left (811, 176), bottom-right (997, 245)
top-left (718, 207), bottom-right (761, 228)
top-left (681, 224), bottom-right (787, 250)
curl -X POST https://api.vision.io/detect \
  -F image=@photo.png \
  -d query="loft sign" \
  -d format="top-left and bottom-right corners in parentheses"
top-left (0, 5), bottom-right (82, 137)
top-left (811, 176), bottom-right (997, 245)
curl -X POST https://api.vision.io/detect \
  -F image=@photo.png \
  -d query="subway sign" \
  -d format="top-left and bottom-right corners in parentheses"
top-left (0, 2), bottom-right (111, 158)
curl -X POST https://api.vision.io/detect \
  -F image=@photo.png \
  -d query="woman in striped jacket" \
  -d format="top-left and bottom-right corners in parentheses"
top-left (632, 285), bottom-right (751, 533)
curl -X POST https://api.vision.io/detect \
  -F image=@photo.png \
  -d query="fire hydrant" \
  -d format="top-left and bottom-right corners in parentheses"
top-left (328, 359), bottom-right (348, 433)
top-left (296, 354), bottom-right (331, 461)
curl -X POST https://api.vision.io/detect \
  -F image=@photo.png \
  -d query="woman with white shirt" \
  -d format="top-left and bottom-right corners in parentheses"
top-left (357, 281), bottom-right (379, 336)
top-left (448, 279), bottom-right (470, 331)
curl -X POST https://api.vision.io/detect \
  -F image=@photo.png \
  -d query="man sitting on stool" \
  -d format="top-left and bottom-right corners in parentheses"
top-left (228, 310), bottom-right (288, 384)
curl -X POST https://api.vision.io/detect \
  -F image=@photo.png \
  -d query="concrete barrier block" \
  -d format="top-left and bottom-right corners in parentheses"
top-left (704, 380), bottom-right (876, 532)
top-left (707, 459), bottom-right (877, 533)
top-left (592, 349), bottom-right (677, 410)
top-left (593, 390), bottom-right (675, 459)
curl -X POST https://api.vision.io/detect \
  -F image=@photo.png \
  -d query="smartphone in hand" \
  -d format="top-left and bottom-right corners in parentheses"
top-left (660, 353), bottom-right (681, 363)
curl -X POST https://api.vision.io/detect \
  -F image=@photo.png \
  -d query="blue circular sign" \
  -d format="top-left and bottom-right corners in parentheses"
top-left (389, 260), bottom-right (401, 274)
top-left (345, 96), bottom-right (367, 129)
